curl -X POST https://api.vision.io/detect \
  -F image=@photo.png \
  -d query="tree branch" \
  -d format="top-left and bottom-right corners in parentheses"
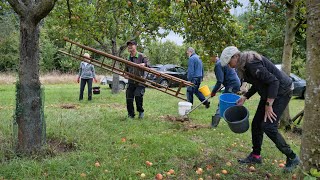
top-left (7, 0), bottom-right (27, 16)
top-left (33, 0), bottom-right (57, 23)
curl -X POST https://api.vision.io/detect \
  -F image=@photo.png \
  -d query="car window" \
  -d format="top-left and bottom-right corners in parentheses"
top-left (176, 67), bottom-right (186, 73)
top-left (167, 68), bottom-right (176, 72)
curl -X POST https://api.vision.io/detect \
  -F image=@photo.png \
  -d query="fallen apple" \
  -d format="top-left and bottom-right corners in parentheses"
top-left (196, 168), bottom-right (203, 175)
top-left (80, 173), bottom-right (86, 177)
top-left (140, 173), bottom-right (146, 178)
top-left (292, 174), bottom-right (297, 179)
top-left (215, 173), bottom-right (221, 178)
top-left (226, 162), bottom-right (232, 166)
top-left (155, 173), bottom-right (163, 180)
top-left (279, 163), bottom-right (285, 168)
top-left (249, 166), bottom-right (256, 172)
top-left (95, 161), bottom-right (100, 167)
top-left (145, 161), bottom-right (153, 167)
top-left (221, 169), bottom-right (228, 174)
top-left (168, 169), bottom-right (175, 174)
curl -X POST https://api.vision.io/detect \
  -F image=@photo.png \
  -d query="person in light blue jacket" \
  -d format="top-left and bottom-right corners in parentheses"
top-left (186, 47), bottom-right (210, 108)
top-left (77, 53), bottom-right (97, 101)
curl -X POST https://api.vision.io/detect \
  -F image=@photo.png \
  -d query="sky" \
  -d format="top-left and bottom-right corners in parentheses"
top-left (160, 0), bottom-right (251, 46)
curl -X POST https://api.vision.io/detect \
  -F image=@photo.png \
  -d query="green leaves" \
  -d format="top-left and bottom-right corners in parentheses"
top-left (310, 168), bottom-right (320, 178)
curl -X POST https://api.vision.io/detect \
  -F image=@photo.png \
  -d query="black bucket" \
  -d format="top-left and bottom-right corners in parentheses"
top-left (93, 86), bottom-right (100, 94)
top-left (223, 105), bottom-right (249, 133)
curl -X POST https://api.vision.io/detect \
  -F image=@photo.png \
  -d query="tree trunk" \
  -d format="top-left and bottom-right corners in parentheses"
top-left (300, 0), bottom-right (320, 177)
top-left (111, 39), bottom-right (120, 94)
top-left (279, 0), bottom-right (297, 128)
top-left (15, 18), bottom-right (44, 153)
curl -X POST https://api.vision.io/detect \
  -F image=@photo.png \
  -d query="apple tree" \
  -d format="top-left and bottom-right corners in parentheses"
top-left (300, 0), bottom-right (320, 178)
top-left (45, 0), bottom-right (174, 93)
top-left (7, 0), bottom-right (57, 154)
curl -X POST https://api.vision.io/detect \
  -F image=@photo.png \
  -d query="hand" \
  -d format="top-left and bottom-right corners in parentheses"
top-left (236, 96), bottom-right (247, 106)
top-left (264, 106), bottom-right (277, 123)
top-left (77, 77), bottom-right (80, 83)
top-left (94, 78), bottom-right (97, 83)
top-left (211, 91), bottom-right (216, 97)
top-left (139, 63), bottom-right (145, 67)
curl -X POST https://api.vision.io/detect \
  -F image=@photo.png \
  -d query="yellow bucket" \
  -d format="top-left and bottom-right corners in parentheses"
top-left (199, 85), bottom-right (211, 97)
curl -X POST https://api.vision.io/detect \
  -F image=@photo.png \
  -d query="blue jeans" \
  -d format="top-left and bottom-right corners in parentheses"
top-left (187, 77), bottom-right (206, 104)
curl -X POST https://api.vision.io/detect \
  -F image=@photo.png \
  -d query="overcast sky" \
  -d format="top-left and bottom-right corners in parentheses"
top-left (160, 0), bottom-right (251, 45)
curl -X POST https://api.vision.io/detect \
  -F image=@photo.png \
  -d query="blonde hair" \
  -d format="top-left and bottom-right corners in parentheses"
top-left (236, 51), bottom-right (262, 79)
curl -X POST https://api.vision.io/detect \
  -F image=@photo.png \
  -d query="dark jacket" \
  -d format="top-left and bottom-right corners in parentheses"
top-left (243, 56), bottom-right (292, 100)
top-left (187, 53), bottom-right (204, 81)
top-left (212, 60), bottom-right (241, 94)
top-left (126, 52), bottom-right (150, 84)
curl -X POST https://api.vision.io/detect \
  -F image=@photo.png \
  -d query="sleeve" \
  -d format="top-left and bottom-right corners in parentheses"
top-left (246, 61), bottom-right (279, 99)
top-left (187, 58), bottom-right (194, 81)
top-left (91, 65), bottom-right (96, 78)
top-left (212, 64), bottom-right (224, 93)
top-left (244, 85), bottom-right (257, 99)
top-left (142, 54), bottom-right (150, 67)
top-left (78, 63), bottom-right (82, 77)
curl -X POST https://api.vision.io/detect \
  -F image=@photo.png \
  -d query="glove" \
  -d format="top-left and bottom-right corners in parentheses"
top-left (211, 91), bottom-right (216, 97)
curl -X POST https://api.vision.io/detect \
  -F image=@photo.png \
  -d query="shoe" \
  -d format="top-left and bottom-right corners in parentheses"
top-left (138, 112), bottom-right (144, 119)
top-left (284, 155), bottom-right (300, 172)
top-left (211, 115), bottom-right (221, 128)
top-left (127, 115), bottom-right (134, 120)
top-left (205, 101), bottom-right (210, 109)
top-left (238, 153), bottom-right (262, 164)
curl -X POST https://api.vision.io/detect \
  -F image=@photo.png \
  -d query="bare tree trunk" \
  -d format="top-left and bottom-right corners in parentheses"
top-left (279, 0), bottom-right (297, 128)
top-left (15, 18), bottom-right (44, 153)
top-left (300, 0), bottom-right (320, 177)
top-left (111, 39), bottom-right (120, 94)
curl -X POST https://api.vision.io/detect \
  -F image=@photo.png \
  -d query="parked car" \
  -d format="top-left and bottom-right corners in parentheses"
top-left (275, 64), bottom-right (306, 98)
top-left (100, 76), bottom-right (128, 90)
top-left (146, 64), bottom-right (188, 87)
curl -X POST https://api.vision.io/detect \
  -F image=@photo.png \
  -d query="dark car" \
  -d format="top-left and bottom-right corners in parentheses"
top-left (275, 64), bottom-right (306, 98)
top-left (146, 64), bottom-right (188, 87)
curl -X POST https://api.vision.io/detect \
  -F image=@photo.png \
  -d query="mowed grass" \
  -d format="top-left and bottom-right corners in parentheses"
top-left (0, 80), bottom-right (304, 179)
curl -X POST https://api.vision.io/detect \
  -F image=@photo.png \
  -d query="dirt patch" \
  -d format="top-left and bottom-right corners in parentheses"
top-left (44, 138), bottom-right (77, 157)
top-left (159, 115), bottom-right (211, 130)
top-left (59, 104), bottom-right (78, 109)
top-left (159, 115), bottom-right (190, 122)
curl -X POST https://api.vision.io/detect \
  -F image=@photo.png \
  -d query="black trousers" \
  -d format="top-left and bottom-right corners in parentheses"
top-left (126, 83), bottom-right (145, 117)
top-left (79, 78), bottom-right (93, 100)
top-left (251, 91), bottom-right (294, 158)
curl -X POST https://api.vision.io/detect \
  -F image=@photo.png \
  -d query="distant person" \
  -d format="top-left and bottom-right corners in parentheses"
top-left (77, 53), bottom-right (97, 101)
top-left (125, 40), bottom-right (150, 119)
top-left (220, 46), bottom-right (300, 172)
top-left (210, 53), bottom-right (241, 127)
top-left (186, 47), bottom-right (210, 108)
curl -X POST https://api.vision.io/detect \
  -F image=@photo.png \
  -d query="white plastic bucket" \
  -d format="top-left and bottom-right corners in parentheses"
top-left (178, 102), bottom-right (192, 116)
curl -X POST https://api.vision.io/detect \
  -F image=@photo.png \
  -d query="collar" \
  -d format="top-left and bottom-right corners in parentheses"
top-left (128, 52), bottom-right (139, 59)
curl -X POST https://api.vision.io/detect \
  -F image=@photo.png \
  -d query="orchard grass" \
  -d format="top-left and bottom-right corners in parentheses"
top-left (0, 80), bottom-right (304, 179)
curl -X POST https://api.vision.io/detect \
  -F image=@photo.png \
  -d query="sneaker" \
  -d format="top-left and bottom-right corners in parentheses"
top-left (211, 115), bottom-right (221, 128)
top-left (238, 153), bottom-right (262, 164)
top-left (284, 155), bottom-right (300, 172)
top-left (138, 112), bottom-right (144, 119)
top-left (205, 101), bottom-right (210, 109)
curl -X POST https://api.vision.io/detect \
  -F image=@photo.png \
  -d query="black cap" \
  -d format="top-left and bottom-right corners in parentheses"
top-left (126, 40), bottom-right (137, 46)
